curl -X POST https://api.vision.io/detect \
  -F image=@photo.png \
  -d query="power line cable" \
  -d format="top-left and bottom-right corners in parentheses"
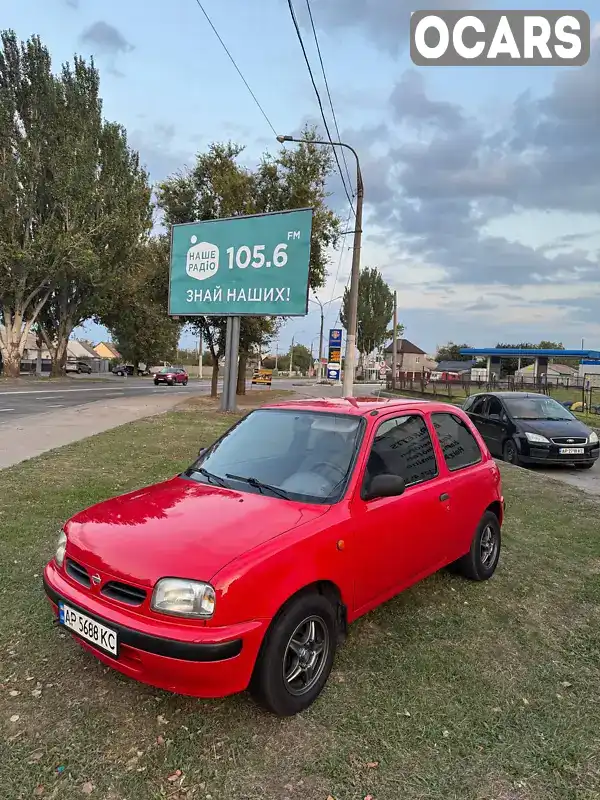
top-left (286, 0), bottom-right (355, 213)
top-left (304, 0), bottom-right (354, 195)
top-left (193, 0), bottom-right (277, 137)
top-left (331, 206), bottom-right (355, 330)
top-left (328, 203), bottom-right (353, 311)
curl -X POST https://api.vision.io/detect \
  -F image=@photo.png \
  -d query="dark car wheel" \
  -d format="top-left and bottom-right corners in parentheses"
top-left (154, 380), bottom-right (159, 386)
top-left (503, 439), bottom-right (520, 465)
top-left (250, 592), bottom-right (337, 716)
top-left (453, 511), bottom-right (501, 582)
top-left (168, 380), bottom-right (174, 386)
top-left (183, 379), bottom-right (188, 386)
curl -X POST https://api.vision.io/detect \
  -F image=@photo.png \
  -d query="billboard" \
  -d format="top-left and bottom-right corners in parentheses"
top-left (169, 208), bottom-right (313, 317)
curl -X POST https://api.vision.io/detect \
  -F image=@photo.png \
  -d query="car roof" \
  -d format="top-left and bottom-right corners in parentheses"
top-left (260, 397), bottom-right (460, 417)
top-left (470, 391), bottom-right (550, 399)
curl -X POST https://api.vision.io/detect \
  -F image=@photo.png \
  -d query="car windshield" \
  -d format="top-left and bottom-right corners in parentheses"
top-left (185, 408), bottom-right (364, 504)
top-left (503, 395), bottom-right (575, 420)
top-left (160, 367), bottom-right (174, 373)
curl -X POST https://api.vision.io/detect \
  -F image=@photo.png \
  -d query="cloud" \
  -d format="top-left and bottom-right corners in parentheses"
top-left (307, 0), bottom-right (485, 54)
top-left (357, 37), bottom-right (600, 293)
top-left (129, 123), bottom-right (194, 186)
top-left (79, 21), bottom-right (134, 75)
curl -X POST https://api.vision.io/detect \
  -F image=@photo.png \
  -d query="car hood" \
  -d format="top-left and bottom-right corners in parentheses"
top-left (517, 417), bottom-right (591, 438)
top-left (64, 476), bottom-right (330, 587)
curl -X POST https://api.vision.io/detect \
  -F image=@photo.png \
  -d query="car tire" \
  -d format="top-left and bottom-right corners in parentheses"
top-left (503, 439), bottom-right (520, 466)
top-left (154, 380), bottom-right (159, 386)
top-left (250, 592), bottom-right (337, 716)
top-left (453, 511), bottom-right (501, 582)
top-left (183, 380), bottom-right (188, 386)
top-left (168, 380), bottom-right (174, 386)
top-left (575, 462), bottom-right (595, 470)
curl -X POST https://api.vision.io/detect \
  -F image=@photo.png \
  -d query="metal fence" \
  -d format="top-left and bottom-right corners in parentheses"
top-left (386, 375), bottom-right (600, 415)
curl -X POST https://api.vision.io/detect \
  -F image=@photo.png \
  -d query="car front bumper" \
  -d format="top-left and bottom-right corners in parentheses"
top-left (43, 562), bottom-right (267, 698)
top-left (518, 440), bottom-right (599, 466)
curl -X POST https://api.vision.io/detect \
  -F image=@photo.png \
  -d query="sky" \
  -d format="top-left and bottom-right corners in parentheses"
top-left (5, 0), bottom-right (600, 357)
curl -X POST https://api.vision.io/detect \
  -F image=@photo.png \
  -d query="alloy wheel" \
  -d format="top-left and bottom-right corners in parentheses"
top-left (480, 524), bottom-right (498, 569)
top-left (282, 616), bottom-right (330, 697)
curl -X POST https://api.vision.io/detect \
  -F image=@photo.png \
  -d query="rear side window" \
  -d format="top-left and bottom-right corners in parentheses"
top-left (431, 413), bottom-right (482, 471)
top-left (468, 396), bottom-right (487, 415)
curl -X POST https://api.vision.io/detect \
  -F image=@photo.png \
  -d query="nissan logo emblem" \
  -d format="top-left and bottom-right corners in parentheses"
top-left (91, 573), bottom-right (101, 585)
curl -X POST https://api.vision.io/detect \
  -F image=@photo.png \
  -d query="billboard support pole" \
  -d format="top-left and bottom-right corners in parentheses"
top-left (220, 318), bottom-right (233, 412)
top-left (226, 316), bottom-right (241, 412)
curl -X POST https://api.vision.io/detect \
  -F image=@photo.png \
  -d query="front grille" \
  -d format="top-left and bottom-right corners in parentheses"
top-left (101, 581), bottom-right (147, 606)
top-left (66, 558), bottom-right (91, 588)
top-left (551, 437), bottom-right (587, 445)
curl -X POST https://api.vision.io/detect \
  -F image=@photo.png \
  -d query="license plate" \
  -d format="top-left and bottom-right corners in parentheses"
top-left (559, 447), bottom-right (585, 455)
top-left (59, 602), bottom-right (118, 656)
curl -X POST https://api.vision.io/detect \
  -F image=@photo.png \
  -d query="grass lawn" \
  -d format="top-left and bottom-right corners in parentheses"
top-left (1, 396), bottom-right (600, 799)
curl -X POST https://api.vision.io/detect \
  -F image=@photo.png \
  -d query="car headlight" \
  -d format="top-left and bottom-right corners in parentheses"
top-left (524, 432), bottom-right (550, 444)
top-left (589, 431), bottom-right (599, 444)
top-left (151, 578), bottom-right (216, 618)
top-left (55, 530), bottom-right (67, 568)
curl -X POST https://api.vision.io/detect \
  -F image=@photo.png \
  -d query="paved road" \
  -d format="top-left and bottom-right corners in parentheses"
top-left (527, 460), bottom-right (600, 497)
top-left (0, 378), bottom-right (219, 422)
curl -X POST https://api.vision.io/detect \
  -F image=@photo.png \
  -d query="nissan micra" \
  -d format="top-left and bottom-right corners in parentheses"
top-left (44, 398), bottom-right (504, 716)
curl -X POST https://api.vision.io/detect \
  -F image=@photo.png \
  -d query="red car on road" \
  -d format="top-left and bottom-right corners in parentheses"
top-left (153, 366), bottom-right (188, 386)
top-left (44, 398), bottom-right (504, 716)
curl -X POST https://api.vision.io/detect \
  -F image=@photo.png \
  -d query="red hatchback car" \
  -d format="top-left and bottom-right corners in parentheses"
top-left (44, 398), bottom-right (504, 716)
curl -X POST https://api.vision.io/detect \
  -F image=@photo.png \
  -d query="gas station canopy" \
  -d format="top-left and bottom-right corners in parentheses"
top-left (460, 348), bottom-right (600, 360)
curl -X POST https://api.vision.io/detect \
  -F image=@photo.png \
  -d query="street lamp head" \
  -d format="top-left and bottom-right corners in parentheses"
top-left (276, 134), bottom-right (293, 143)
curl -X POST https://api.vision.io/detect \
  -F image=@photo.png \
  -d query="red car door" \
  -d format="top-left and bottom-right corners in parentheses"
top-left (350, 411), bottom-right (455, 615)
top-left (428, 411), bottom-right (496, 564)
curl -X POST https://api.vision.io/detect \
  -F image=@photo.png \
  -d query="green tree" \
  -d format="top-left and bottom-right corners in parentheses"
top-left (0, 30), bottom-right (151, 376)
top-left (340, 267), bottom-right (394, 368)
top-left (157, 128), bottom-right (340, 397)
top-left (435, 342), bottom-right (473, 363)
top-left (386, 322), bottom-right (406, 340)
top-left (102, 237), bottom-right (181, 370)
top-left (0, 32), bottom-right (60, 375)
top-left (289, 343), bottom-right (312, 374)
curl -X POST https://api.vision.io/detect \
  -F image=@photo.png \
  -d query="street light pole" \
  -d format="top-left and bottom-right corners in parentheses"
top-left (309, 294), bottom-right (344, 382)
top-left (277, 135), bottom-right (363, 396)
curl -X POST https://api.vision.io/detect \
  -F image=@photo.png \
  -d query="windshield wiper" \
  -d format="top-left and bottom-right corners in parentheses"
top-left (225, 473), bottom-right (290, 500)
top-left (190, 467), bottom-right (230, 489)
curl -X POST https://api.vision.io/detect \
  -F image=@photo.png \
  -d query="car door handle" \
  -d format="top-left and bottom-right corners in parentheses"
top-left (439, 493), bottom-right (450, 501)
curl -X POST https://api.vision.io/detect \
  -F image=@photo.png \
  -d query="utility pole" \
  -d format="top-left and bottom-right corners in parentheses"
top-left (392, 291), bottom-right (398, 391)
top-left (198, 330), bottom-right (203, 380)
top-left (289, 335), bottom-right (295, 377)
top-left (276, 134), bottom-right (363, 397)
top-left (342, 161), bottom-right (363, 397)
top-left (309, 294), bottom-right (342, 382)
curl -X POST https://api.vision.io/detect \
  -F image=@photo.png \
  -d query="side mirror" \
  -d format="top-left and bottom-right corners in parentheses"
top-left (198, 447), bottom-right (207, 458)
top-left (364, 474), bottom-right (406, 501)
